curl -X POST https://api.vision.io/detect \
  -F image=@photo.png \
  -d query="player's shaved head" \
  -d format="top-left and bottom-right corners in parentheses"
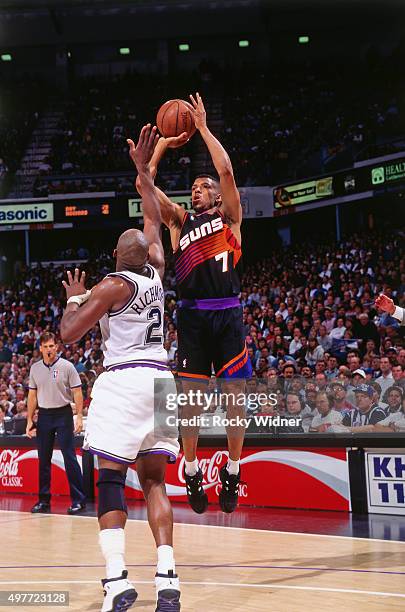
top-left (115, 228), bottom-right (149, 271)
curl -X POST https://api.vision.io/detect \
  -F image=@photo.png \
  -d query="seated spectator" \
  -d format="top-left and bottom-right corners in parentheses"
top-left (328, 381), bottom-right (355, 417)
top-left (278, 392), bottom-right (305, 434)
top-left (310, 390), bottom-right (343, 432)
top-left (392, 364), bottom-right (405, 391)
top-left (305, 337), bottom-right (324, 367)
top-left (383, 385), bottom-right (403, 415)
top-left (317, 325), bottom-right (332, 352)
top-left (375, 356), bottom-right (395, 396)
top-left (374, 395), bottom-right (405, 432)
top-left (343, 383), bottom-right (387, 429)
top-left (325, 355), bottom-right (339, 380)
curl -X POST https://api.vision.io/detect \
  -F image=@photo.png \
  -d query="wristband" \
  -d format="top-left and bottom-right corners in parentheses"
top-left (67, 290), bottom-right (91, 306)
top-left (393, 305), bottom-right (404, 322)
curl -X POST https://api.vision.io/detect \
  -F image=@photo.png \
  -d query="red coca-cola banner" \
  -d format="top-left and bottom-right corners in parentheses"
top-left (94, 447), bottom-right (350, 511)
top-left (0, 448), bottom-right (82, 495)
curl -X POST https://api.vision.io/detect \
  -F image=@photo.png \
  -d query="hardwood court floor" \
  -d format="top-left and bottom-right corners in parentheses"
top-left (0, 510), bottom-right (405, 612)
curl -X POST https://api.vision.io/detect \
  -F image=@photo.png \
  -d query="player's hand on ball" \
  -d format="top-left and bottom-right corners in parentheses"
top-left (189, 92), bottom-right (207, 131)
top-left (62, 268), bottom-right (87, 299)
top-left (164, 132), bottom-right (189, 148)
top-left (375, 294), bottom-right (395, 315)
top-left (127, 124), bottom-right (159, 172)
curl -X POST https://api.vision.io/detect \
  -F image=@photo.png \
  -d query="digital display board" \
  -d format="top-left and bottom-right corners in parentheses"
top-left (274, 156), bottom-right (405, 208)
top-left (64, 203), bottom-right (110, 218)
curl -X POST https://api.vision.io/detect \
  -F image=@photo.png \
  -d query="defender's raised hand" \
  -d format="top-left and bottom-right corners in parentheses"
top-left (127, 124), bottom-right (160, 172)
top-left (62, 268), bottom-right (87, 300)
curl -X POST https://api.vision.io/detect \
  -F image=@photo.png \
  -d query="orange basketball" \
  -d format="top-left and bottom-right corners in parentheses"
top-left (156, 99), bottom-right (196, 139)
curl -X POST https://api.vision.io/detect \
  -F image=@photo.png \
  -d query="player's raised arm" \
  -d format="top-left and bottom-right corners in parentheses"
top-left (130, 131), bottom-right (186, 230)
top-left (127, 125), bottom-right (166, 280)
top-left (189, 92), bottom-right (242, 226)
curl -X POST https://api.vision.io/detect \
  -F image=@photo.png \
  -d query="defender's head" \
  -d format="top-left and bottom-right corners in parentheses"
top-left (191, 175), bottom-right (221, 213)
top-left (114, 228), bottom-right (149, 272)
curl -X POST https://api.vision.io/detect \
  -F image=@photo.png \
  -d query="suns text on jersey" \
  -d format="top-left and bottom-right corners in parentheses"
top-left (179, 217), bottom-right (223, 251)
top-left (130, 284), bottom-right (164, 314)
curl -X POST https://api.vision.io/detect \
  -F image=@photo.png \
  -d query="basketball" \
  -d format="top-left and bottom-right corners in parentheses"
top-left (156, 99), bottom-right (196, 139)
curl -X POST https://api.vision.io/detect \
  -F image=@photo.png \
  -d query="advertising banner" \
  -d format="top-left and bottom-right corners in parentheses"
top-left (365, 450), bottom-right (405, 515)
top-left (0, 203), bottom-right (54, 225)
top-left (0, 448), bottom-right (82, 495)
top-left (94, 447), bottom-right (350, 511)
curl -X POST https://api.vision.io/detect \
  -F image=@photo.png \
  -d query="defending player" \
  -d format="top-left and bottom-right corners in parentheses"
top-left (61, 125), bottom-right (181, 612)
top-left (133, 93), bottom-right (252, 515)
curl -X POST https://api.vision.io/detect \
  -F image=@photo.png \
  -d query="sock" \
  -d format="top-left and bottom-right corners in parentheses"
top-left (99, 528), bottom-right (126, 579)
top-left (156, 546), bottom-right (179, 595)
top-left (157, 544), bottom-right (175, 574)
top-left (227, 459), bottom-right (240, 475)
top-left (185, 459), bottom-right (199, 477)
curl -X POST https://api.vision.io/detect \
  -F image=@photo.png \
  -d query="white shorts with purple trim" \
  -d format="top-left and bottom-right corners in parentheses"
top-left (83, 364), bottom-right (179, 464)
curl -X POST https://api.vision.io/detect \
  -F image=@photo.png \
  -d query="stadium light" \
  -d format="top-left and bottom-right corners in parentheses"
top-left (1, 54), bottom-right (12, 61)
top-left (178, 43), bottom-right (190, 52)
top-left (119, 47), bottom-right (130, 55)
top-left (298, 36), bottom-right (309, 44)
top-left (239, 40), bottom-right (250, 48)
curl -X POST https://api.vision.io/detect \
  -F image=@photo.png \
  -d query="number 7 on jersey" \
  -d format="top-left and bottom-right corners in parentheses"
top-left (215, 251), bottom-right (229, 272)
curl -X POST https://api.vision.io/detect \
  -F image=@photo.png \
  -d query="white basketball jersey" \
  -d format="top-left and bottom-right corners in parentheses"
top-left (99, 266), bottom-right (168, 368)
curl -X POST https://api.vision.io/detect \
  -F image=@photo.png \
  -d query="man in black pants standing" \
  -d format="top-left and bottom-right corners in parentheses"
top-left (26, 332), bottom-right (86, 514)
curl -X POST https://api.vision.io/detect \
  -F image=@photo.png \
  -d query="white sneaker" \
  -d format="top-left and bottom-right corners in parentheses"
top-left (101, 570), bottom-right (138, 612)
top-left (155, 571), bottom-right (181, 611)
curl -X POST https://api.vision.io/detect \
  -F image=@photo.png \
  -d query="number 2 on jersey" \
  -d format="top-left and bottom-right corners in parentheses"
top-left (145, 307), bottom-right (163, 344)
top-left (215, 250), bottom-right (229, 272)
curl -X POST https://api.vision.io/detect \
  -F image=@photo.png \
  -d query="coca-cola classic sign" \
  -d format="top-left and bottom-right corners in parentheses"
top-left (0, 450), bottom-right (23, 487)
top-left (0, 448), bottom-right (82, 495)
top-left (95, 447), bottom-right (350, 511)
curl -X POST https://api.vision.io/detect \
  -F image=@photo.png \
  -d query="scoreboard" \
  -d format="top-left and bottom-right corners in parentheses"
top-left (64, 202), bottom-right (110, 218)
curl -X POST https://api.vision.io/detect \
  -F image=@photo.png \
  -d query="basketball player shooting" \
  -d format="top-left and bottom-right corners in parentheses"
top-left (60, 125), bottom-right (181, 612)
top-left (133, 93), bottom-right (252, 515)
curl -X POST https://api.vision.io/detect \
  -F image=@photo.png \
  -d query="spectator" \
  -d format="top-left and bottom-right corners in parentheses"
top-left (310, 390), bottom-right (343, 432)
top-left (343, 384), bottom-right (387, 428)
top-left (305, 338), bottom-right (324, 367)
top-left (328, 381), bottom-right (355, 417)
top-left (383, 385), bottom-right (403, 415)
top-left (375, 356), bottom-right (395, 396)
top-left (279, 393), bottom-right (305, 434)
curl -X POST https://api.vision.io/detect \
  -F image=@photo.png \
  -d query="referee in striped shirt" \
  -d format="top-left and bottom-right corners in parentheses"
top-left (26, 332), bottom-right (86, 514)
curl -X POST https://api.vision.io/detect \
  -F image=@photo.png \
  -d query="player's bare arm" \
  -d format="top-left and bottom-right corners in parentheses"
top-left (128, 124), bottom-right (165, 280)
top-left (189, 92), bottom-right (242, 239)
top-left (60, 269), bottom-right (131, 344)
top-left (130, 130), bottom-right (187, 249)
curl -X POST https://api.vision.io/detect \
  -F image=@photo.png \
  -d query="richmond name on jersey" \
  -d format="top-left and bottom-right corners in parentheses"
top-left (174, 210), bottom-right (242, 299)
top-left (99, 266), bottom-right (167, 368)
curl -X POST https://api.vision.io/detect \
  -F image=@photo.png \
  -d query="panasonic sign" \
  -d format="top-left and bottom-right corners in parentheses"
top-left (0, 203), bottom-right (54, 225)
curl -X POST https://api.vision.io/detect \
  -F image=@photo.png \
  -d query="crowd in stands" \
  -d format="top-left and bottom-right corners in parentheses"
top-left (221, 54), bottom-right (404, 186)
top-left (0, 77), bottom-right (45, 196)
top-left (0, 226), bottom-right (403, 436)
top-left (30, 48), bottom-right (405, 197)
top-left (33, 73), bottom-right (194, 197)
